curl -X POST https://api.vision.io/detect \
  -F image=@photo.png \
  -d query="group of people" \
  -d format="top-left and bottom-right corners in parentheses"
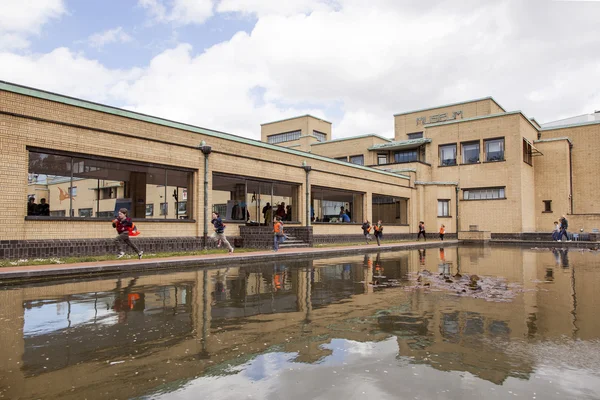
top-left (552, 215), bottom-right (571, 242)
top-left (27, 197), bottom-right (50, 216)
top-left (416, 221), bottom-right (446, 241)
top-left (262, 202), bottom-right (292, 224)
top-left (361, 220), bottom-right (384, 246)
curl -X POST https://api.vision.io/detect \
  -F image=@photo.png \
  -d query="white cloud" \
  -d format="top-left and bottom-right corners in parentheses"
top-left (87, 27), bottom-right (133, 48)
top-left (139, 0), bottom-right (214, 25)
top-left (217, 0), bottom-right (338, 17)
top-left (0, 0), bottom-right (66, 50)
top-left (2, 0), bottom-right (599, 141)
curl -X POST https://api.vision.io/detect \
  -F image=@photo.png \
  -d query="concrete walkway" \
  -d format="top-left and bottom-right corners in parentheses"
top-left (0, 240), bottom-right (458, 283)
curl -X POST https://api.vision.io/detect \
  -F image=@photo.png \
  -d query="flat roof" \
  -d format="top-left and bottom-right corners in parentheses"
top-left (535, 137), bottom-right (573, 145)
top-left (425, 110), bottom-right (540, 132)
top-left (540, 119), bottom-right (600, 131)
top-left (311, 134), bottom-right (392, 146)
top-left (393, 97), bottom-right (506, 117)
top-left (0, 80), bottom-right (408, 181)
top-left (260, 114), bottom-right (332, 126)
top-left (368, 138), bottom-right (432, 151)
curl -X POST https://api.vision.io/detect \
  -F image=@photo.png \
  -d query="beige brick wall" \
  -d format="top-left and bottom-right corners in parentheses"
top-left (260, 115), bottom-right (331, 145)
top-left (0, 89), bottom-right (413, 240)
top-left (310, 135), bottom-right (390, 165)
top-left (541, 123), bottom-right (600, 214)
top-left (394, 98), bottom-right (504, 140)
top-left (533, 140), bottom-right (571, 232)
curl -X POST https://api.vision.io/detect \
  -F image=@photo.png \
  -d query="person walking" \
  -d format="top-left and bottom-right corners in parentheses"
top-left (211, 212), bottom-right (234, 254)
top-left (439, 224), bottom-right (445, 241)
top-left (373, 220), bottom-right (384, 246)
top-left (558, 215), bottom-right (571, 242)
top-left (273, 216), bottom-right (285, 251)
top-left (361, 220), bottom-right (372, 244)
top-left (112, 208), bottom-right (143, 259)
top-left (552, 220), bottom-right (560, 241)
top-left (417, 221), bottom-right (426, 241)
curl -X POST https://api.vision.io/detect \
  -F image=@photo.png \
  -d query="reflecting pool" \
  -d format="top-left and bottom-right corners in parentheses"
top-left (1, 245), bottom-right (599, 399)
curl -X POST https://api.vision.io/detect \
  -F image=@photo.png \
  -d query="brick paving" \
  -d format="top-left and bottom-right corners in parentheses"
top-left (0, 240), bottom-right (458, 282)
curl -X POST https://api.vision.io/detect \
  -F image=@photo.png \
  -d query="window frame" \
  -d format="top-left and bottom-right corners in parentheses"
top-left (543, 200), bottom-right (552, 213)
top-left (523, 138), bottom-right (533, 166)
top-left (484, 137), bottom-right (505, 162)
top-left (461, 141), bottom-right (480, 164)
top-left (407, 132), bottom-right (423, 139)
top-left (439, 143), bottom-right (457, 166)
top-left (377, 153), bottom-right (388, 165)
top-left (438, 199), bottom-right (451, 217)
top-left (463, 187), bottom-right (506, 201)
top-left (267, 130), bottom-right (302, 144)
top-left (349, 154), bottom-right (364, 166)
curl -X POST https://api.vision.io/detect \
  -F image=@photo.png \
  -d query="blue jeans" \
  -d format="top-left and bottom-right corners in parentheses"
top-left (559, 229), bottom-right (569, 241)
top-left (273, 234), bottom-right (283, 251)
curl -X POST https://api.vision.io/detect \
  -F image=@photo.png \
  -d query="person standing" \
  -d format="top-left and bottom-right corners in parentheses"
top-left (373, 220), bottom-right (384, 246)
top-left (36, 198), bottom-right (50, 216)
top-left (361, 220), bottom-right (372, 244)
top-left (417, 221), bottom-right (426, 241)
top-left (27, 197), bottom-right (37, 216)
top-left (439, 224), bottom-right (445, 241)
top-left (113, 208), bottom-right (143, 259)
top-left (273, 216), bottom-right (285, 251)
top-left (211, 212), bottom-right (234, 254)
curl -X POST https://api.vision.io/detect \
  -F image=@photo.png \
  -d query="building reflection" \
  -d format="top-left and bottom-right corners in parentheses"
top-left (0, 246), bottom-right (599, 399)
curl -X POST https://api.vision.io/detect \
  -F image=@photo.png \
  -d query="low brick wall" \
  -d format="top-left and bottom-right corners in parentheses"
top-left (0, 236), bottom-right (242, 259)
top-left (492, 232), bottom-right (600, 241)
top-left (313, 233), bottom-right (457, 244)
top-left (239, 226), bottom-right (313, 249)
top-left (458, 231), bottom-right (491, 241)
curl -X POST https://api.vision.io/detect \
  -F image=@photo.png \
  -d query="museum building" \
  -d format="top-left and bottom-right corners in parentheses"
top-left (2, 81), bottom-right (600, 258)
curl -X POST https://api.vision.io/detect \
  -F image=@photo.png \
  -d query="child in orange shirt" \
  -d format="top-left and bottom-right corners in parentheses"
top-left (439, 224), bottom-right (446, 241)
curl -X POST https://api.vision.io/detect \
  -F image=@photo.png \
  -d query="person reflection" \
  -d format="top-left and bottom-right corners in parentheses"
top-left (418, 248), bottom-right (426, 266)
top-left (112, 278), bottom-right (145, 323)
top-left (559, 248), bottom-right (569, 268)
top-left (373, 253), bottom-right (383, 286)
top-left (545, 268), bottom-right (554, 282)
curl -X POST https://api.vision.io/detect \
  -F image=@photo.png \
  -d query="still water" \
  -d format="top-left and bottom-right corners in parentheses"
top-left (1, 245), bottom-right (599, 400)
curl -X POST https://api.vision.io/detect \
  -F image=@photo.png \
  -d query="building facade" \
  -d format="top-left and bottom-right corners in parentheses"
top-left (3, 81), bottom-right (600, 258)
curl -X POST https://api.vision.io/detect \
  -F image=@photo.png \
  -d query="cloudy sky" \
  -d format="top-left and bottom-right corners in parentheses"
top-left (1, 0), bottom-right (599, 140)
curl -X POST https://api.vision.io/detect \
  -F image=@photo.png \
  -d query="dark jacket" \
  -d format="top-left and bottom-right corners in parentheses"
top-left (361, 222), bottom-right (371, 234)
top-left (114, 217), bottom-right (133, 234)
top-left (212, 217), bottom-right (226, 234)
top-left (561, 218), bottom-right (568, 229)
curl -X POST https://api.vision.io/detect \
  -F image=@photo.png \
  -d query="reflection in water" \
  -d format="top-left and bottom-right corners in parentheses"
top-left (1, 246), bottom-right (600, 399)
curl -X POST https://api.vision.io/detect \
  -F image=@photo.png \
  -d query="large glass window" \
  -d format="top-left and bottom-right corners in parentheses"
top-left (463, 187), bottom-right (505, 200)
top-left (372, 194), bottom-right (408, 224)
top-left (485, 138), bottom-right (504, 162)
top-left (349, 155), bottom-right (364, 165)
top-left (394, 150), bottom-right (418, 163)
top-left (27, 149), bottom-right (193, 219)
top-left (312, 186), bottom-right (363, 223)
top-left (267, 130), bottom-right (301, 144)
top-left (439, 144), bottom-right (457, 166)
top-left (212, 173), bottom-right (299, 224)
top-left (461, 141), bottom-right (480, 164)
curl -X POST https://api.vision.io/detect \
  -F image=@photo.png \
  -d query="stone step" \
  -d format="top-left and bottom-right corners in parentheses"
top-left (279, 243), bottom-right (310, 248)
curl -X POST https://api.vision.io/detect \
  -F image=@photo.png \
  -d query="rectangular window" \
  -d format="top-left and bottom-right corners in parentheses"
top-left (485, 138), bottom-right (504, 162)
top-left (394, 150), bottom-right (418, 163)
top-left (438, 200), bottom-right (450, 217)
top-left (146, 204), bottom-right (154, 216)
top-left (523, 139), bottom-right (533, 165)
top-left (373, 194), bottom-right (408, 224)
top-left (543, 200), bottom-right (552, 212)
top-left (349, 155), bottom-right (364, 165)
top-left (160, 202), bottom-right (168, 216)
top-left (267, 130), bottom-right (302, 144)
top-left (177, 201), bottom-right (187, 216)
top-left (463, 187), bottom-right (506, 200)
top-left (27, 149), bottom-right (193, 220)
top-left (407, 132), bottom-right (423, 139)
top-left (213, 173), bottom-right (300, 223)
top-left (312, 130), bottom-right (327, 142)
top-left (439, 144), bottom-right (457, 166)
top-left (78, 208), bottom-right (93, 218)
top-left (49, 210), bottom-right (66, 217)
top-left (335, 156), bottom-right (348, 162)
top-left (377, 154), bottom-right (388, 165)
top-left (462, 141), bottom-right (480, 164)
